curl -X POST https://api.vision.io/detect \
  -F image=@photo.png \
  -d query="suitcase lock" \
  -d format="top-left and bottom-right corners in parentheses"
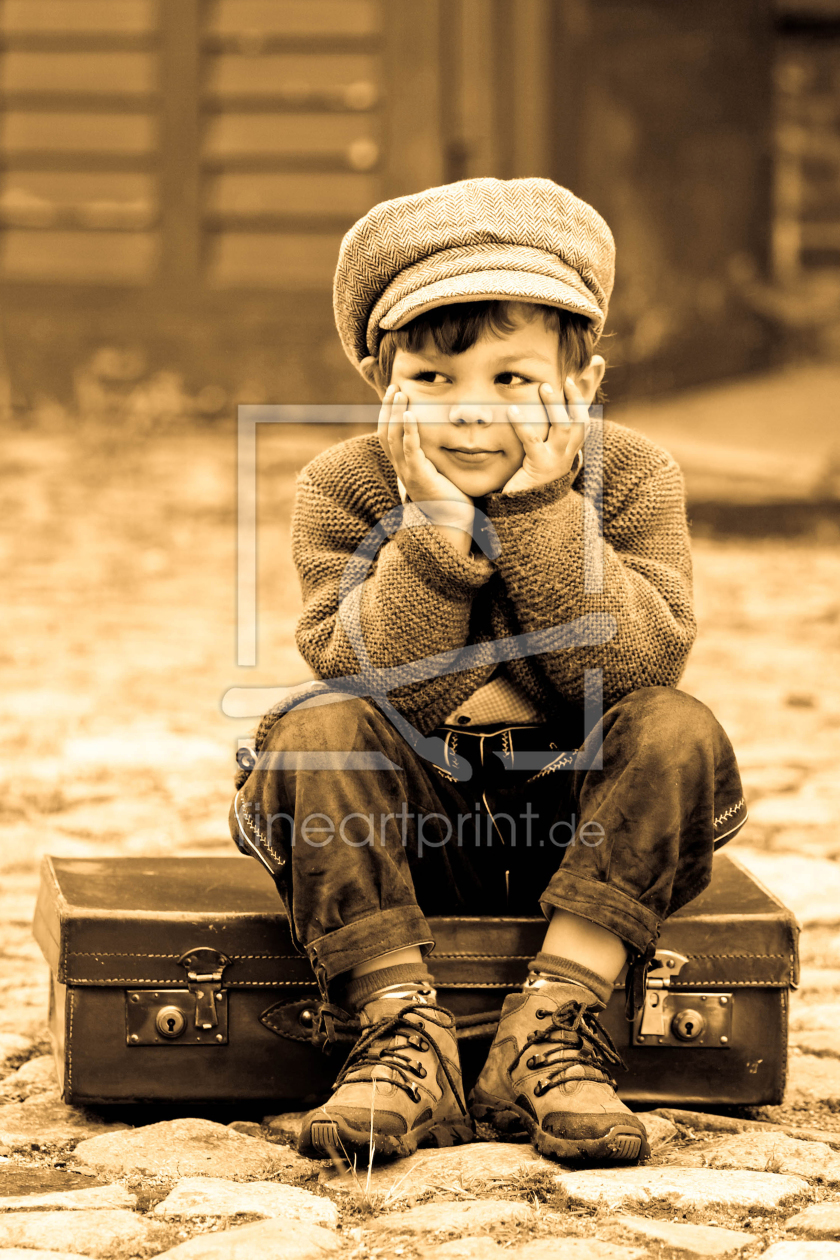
top-left (633, 950), bottom-right (733, 1049)
top-left (125, 949), bottom-right (231, 1046)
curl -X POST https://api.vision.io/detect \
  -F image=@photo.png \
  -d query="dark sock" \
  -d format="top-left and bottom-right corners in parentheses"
top-left (344, 962), bottom-right (435, 1013)
top-left (526, 951), bottom-right (614, 1007)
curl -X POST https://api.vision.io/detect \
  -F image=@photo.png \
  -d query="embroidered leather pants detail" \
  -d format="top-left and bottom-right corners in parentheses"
top-left (229, 686), bottom-right (746, 992)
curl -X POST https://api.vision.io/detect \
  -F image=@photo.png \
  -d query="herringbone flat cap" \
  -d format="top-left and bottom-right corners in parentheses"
top-left (334, 176), bottom-right (615, 380)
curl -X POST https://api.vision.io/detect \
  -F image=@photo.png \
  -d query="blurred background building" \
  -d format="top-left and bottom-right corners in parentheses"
top-left (0, 0), bottom-right (838, 411)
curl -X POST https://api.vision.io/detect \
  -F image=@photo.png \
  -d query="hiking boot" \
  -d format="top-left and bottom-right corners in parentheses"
top-left (470, 978), bottom-right (649, 1162)
top-left (298, 987), bottom-right (473, 1160)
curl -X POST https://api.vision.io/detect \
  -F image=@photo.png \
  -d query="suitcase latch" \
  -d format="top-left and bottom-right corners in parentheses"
top-left (634, 950), bottom-right (733, 1048)
top-left (636, 950), bottom-right (688, 1039)
top-left (178, 948), bottom-right (231, 1030)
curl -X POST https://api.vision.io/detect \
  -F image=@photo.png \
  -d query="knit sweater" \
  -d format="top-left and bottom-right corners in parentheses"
top-left (240, 420), bottom-right (696, 785)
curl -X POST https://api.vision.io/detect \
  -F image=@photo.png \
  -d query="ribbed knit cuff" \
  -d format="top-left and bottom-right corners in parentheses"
top-left (344, 962), bottom-right (434, 1012)
top-left (394, 503), bottom-right (497, 598)
top-left (484, 471), bottom-right (574, 518)
top-left (527, 951), bottom-right (614, 1006)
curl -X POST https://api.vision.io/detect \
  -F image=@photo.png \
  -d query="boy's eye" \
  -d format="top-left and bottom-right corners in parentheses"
top-left (411, 371), bottom-right (448, 384)
top-left (408, 369), bottom-right (533, 386)
top-left (495, 372), bottom-right (532, 387)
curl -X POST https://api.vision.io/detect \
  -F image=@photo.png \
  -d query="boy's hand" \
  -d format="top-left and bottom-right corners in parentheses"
top-left (501, 378), bottom-right (589, 495)
top-left (378, 385), bottom-right (474, 523)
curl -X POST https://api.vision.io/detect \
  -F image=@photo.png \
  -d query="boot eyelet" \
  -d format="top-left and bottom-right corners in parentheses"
top-left (533, 1080), bottom-right (544, 1097)
top-left (536, 1008), bottom-right (549, 1019)
top-left (415, 1064), bottom-right (427, 1078)
top-left (526, 1056), bottom-right (537, 1070)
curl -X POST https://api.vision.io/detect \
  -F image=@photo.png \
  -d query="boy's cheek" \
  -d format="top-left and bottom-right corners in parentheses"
top-left (412, 407), bottom-right (450, 437)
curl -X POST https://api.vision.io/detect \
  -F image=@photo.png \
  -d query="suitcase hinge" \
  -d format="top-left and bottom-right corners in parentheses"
top-left (178, 948), bottom-right (231, 1030)
top-left (645, 950), bottom-right (689, 990)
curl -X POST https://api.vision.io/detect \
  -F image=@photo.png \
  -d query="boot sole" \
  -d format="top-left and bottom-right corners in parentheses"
top-left (470, 1100), bottom-right (650, 1164)
top-left (304, 1116), bottom-right (474, 1161)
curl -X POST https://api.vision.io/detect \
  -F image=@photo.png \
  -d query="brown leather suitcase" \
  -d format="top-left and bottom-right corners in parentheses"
top-left (33, 852), bottom-right (799, 1108)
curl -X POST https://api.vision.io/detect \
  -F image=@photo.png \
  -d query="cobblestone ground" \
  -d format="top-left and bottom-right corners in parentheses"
top-left (1, 416), bottom-right (840, 1257)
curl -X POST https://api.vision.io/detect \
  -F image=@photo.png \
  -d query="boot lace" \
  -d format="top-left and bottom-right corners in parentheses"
top-left (332, 1001), bottom-right (467, 1114)
top-left (510, 999), bottom-right (626, 1096)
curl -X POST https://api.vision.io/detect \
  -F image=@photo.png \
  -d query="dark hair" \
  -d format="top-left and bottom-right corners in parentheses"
top-left (377, 299), bottom-right (600, 390)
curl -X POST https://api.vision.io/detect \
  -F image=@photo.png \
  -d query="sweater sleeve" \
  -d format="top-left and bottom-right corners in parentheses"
top-left (483, 425), bottom-right (696, 710)
top-left (292, 467), bottom-right (496, 722)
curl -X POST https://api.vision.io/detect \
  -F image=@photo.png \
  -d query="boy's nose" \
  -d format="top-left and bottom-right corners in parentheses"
top-left (449, 402), bottom-right (493, 425)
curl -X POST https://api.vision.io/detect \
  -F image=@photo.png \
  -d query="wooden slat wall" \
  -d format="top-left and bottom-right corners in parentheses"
top-left (204, 0), bottom-right (384, 287)
top-left (0, 0), bottom-right (778, 405)
top-left (0, 0), bottom-right (387, 288)
top-left (0, 0), bottom-right (158, 281)
top-left (774, 4), bottom-right (840, 278)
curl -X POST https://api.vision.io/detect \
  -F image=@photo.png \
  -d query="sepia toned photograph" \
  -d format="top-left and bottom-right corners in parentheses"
top-left (2, 0), bottom-right (840, 1255)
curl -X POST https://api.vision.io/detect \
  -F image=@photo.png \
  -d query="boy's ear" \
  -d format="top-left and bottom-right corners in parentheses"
top-left (359, 355), bottom-right (387, 399)
top-left (570, 354), bottom-right (606, 405)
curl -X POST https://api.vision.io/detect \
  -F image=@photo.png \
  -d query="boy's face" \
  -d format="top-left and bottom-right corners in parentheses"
top-left (388, 306), bottom-right (602, 497)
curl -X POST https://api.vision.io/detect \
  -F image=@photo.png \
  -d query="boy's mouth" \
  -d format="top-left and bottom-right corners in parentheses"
top-left (444, 447), bottom-right (501, 462)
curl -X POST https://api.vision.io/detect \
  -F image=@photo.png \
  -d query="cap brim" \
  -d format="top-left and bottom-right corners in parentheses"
top-left (378, 269), bottom-right (602, 338)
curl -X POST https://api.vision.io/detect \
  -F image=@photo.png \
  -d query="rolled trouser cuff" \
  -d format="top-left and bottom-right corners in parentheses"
top-left (540, 871), bottom-right (661, 956)
top-left (304, 905), bottom-right (434, 982)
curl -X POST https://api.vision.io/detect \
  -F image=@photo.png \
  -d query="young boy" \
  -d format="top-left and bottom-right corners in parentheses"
top-left (230, 177), bottom-right (746, 1165)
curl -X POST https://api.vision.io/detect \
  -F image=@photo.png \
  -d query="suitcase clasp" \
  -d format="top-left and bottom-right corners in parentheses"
top-left (635, 950), bottom-right (734, 1048)
top-left (178, 949), bottom-right (231, 1030)
top-left (638, 950), bottom-right (688, 1040)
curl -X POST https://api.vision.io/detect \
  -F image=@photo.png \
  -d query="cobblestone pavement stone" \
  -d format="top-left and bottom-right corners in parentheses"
top-left (72, 1118), bottom-right (300, 1181)
top-left (152, 1176), bottom-right (338, 1227)
top-left (150, 1218), bottom-right (342, 1259)
top-left (319, 1142), bottom-right (559, 1200)
top-left (555, 1166), bottom-right (812, 1212)
top-left (0, 1184), bottom-right (136, 1211)
top-left (0, 1206), bottom-right (168, 1256)
top-left (601, 1213), bottom-right (756, 1255)
top-left (785, 1200), bottom-right (840, 1238)
top-left (2, 413), bottom-right (840, 1256)
top-left (662, 1131), bottom-right (840, 1182)
top-left (364, 1199), bottom-right (536, 1235)
top-left (761, 1244), bottom-right (840, 1259)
